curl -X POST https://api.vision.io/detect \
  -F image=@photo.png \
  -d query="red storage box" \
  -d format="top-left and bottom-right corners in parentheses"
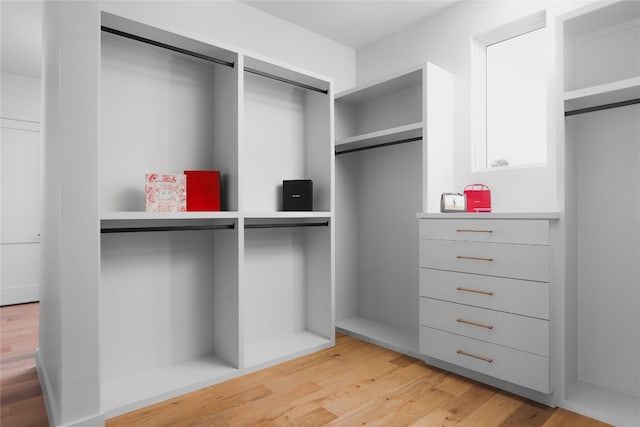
top-left (464, 184), bottom-right (491, 212)
top-left (184, 170), bottom-right (221, 211)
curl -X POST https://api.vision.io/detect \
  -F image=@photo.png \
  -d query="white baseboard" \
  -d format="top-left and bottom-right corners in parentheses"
top-left (36, 350), bottom-right (105, 427)
top-left (36, 349), bottom-right (57, 427)
top-left (1, 284), bottom-right (39, 306)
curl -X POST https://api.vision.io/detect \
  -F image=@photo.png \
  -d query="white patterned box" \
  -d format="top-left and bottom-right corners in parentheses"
top-left (145, 173), bottom-right (187, 212)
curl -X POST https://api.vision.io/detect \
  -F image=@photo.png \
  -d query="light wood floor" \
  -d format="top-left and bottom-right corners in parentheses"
top-left (2, 303), bottom-right (612, 427)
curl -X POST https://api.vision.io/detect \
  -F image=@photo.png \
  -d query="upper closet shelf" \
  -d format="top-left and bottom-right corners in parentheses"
top-left (564, 77), bottom-right (640, 113)
top-left (335, 122), bottom-right (422, 154)
top-left (336, 67), bottom-right (422, 103)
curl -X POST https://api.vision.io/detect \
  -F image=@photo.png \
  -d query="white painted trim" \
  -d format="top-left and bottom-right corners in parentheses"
top-left (36, 350), bottom-right (57, 427)
top-left (471, 10), bottom-right (548, 171)
top-left (0, 117), bottom-right (41, 132)
top-left (37, 349), bottom-right (106, 427)
top-left (0, 284), bottom-right (39, 306)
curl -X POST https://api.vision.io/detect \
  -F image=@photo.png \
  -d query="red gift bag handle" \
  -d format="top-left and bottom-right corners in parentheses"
top-left (465, 184), bottom-right (490, 191)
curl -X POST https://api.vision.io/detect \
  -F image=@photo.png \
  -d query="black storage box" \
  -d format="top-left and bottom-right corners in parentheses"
top-left (282, 180), bottom-right (313, 211)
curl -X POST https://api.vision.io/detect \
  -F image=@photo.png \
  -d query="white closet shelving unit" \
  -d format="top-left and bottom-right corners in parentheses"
top-left (558, 2), bottom-right (640, 426)
top-left (98, 11), bottom-right (334, 418)
top-left (334, 63), bottom-right (453, 356)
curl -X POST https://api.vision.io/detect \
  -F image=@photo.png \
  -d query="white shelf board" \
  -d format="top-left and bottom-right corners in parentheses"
top-left (243, 212), bottom-right (332, 220)
top-left (416, 212), bottom-right (561, 220)
top-left (563, 381), bottom-right (640, 427)
top-left (101, 211), bottom-right (239, 221)
top-left (335, 122), bottom-right (422, 154)
top-left (564, 77), bottom-right (640, 112)
top-left (102, 355), bottom-right (238, 418)
top-left (336, 66), bottom-right (422, 103)
top-left (336, 316), bottom-right (419, 357)
top-left (243, 331), bottom-right (333, 369)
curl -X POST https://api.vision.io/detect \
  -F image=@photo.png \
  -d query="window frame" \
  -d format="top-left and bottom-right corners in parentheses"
top-left (471, 10), bottom-right (548, 171)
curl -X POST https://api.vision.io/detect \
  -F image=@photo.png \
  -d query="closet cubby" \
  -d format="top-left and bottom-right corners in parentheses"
top-left (100, 220), bottom-right (239, 416)
top-left (562, 1), bottom-right (640, 113)
top-left (334, 67), bottom-right (422, 154)
top-left (242, 56), bottom-right (332, 214)
top-left (100, 12), bottom-right (239, 217)
top-left (242, 217), bottom-right (333, 368)
top-left (558, 2), bottom-right (640, 425)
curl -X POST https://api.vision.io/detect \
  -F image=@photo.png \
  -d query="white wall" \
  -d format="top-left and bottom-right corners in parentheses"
top-left (1, 72), bottom-right (41, 306)
top-left (356, 0), bottom-right (587, 213)
top-left (101, 1), bottom-right (355, 93)
top-left (1, 72), bottom-right (41, 120)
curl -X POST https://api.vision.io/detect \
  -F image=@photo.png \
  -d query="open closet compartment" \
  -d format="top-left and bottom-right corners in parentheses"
top-left (99, 11), bottom-right (241, 416)
top-left (100, 12), bottom-right (240, 218)
top-left (558, 2), bottom-right (640, 426)
top-left (240, 54), bottom-right (335, 369)
top-left (100, 219), bottom-right (239, 416)
top-left (335, 63), bottom-right (453, 356)
top-left (241, 217), bottom-right (334, 369)
top-left (242, 55), bottom-right (333, 214)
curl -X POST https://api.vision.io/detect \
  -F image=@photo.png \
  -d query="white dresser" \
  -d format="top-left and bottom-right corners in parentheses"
top-left (418, 214), bottom-right (557, 394)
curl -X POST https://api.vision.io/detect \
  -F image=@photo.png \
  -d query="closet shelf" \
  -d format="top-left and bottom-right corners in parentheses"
top-left (336, 317), bottom-right (419, 357)
top-left (243, 211), bottom-right (331, 219)
top-left (102, 355), bottom-right (238, 418)
top-left (335, 122), bottom-right (423, 154)
top-left (564, 76), bottom-right (640, 113)
top-left (101, 211), bottom-right (239, 221)
top-left (564, 380), bottom-right (640, 427)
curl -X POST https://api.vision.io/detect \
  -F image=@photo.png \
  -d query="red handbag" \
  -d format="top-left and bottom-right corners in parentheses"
top-left (464, 184), bottom-right (491, 212)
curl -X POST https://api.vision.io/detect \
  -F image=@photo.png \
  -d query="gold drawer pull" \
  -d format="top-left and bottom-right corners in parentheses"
top-left (456, 255), bottom-right (493, 262)
top-left (457, 318), bottom-right (494, 330)
top-left (456, 287), bottom-right (494, 296)
top-left (456, 349), bottom-right (493, 363)
top-left (456, 228), bottom-right (493, 233)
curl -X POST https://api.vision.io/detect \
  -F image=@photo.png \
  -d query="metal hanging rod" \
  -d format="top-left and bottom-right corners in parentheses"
top-left (101, 26), bottom-right (235, 68)
top-left (101, 224), bottom-right (236, 234)
top-left (244, 67), bottom-right (329, 95)
top-left (565, 98), bottom-right (640, 117)
top-left (335, 136), bottom-right (422, 156)
top-left (245, 221), bottom-right (329, 229)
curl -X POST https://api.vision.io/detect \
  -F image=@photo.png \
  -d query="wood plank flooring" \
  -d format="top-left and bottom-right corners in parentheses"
top-left (1, 302), bottom-right (48, 427)
top-left (1, 303), bottom-right (612, 427)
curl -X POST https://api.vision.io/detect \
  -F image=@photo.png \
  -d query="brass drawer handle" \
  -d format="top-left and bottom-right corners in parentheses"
top-left (456, 228), bottom-right (493, 233)
top-left (456, 255), bottom-right (493, 262)
top-left (456, 287), bottom-right (494, 296)
top-left (456, 349), bottom-right (493, 363)
top-left (456, 318), bottom-right (494, 330)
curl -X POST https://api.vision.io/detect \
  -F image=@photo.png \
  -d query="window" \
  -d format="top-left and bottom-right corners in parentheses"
top-left (472, 11), bottom-right (548, 170)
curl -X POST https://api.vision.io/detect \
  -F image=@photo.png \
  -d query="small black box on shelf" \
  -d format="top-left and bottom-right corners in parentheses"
top-left (282, 180), bottom-right (313, 211)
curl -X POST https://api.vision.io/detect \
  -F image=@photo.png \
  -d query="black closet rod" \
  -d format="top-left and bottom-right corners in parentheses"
top-left (101, 224), bottom-right (236, 234)
top-left (565, 98), bottom-right (640, 117)
top-left (245, 221), bottom-right (329, 229)
top-left (101, 26), bottom-right (236, 68)
top-left (336, 136), bottom-right (422, 155)
top-left (244, 67), bottom-right (329, 95)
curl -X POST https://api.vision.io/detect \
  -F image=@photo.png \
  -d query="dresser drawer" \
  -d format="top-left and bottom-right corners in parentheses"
top-left (419, 269), bottom-right (549, 319)
top-left (420, 298), bottom-right (549, 356)
top-left (419, 239), bottom-right (549, 282)
top-left (420, 326), bottom-right (550, 393)
top-left (419, 219), bottom-right (549, 245)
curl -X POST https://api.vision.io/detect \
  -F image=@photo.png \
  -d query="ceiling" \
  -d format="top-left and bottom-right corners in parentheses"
top-left (241, 1), bottom-right (458, 48)
top-left (0, 1), bottom-right (458, 79)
